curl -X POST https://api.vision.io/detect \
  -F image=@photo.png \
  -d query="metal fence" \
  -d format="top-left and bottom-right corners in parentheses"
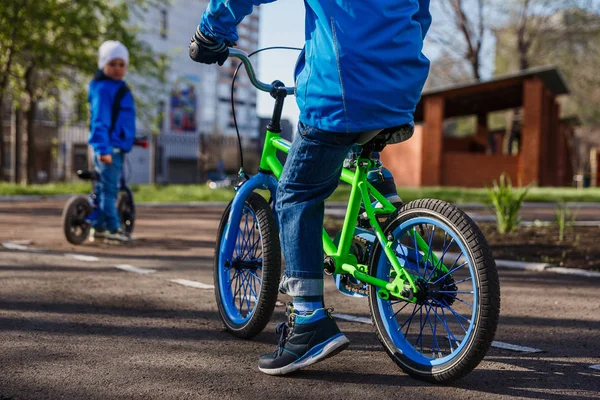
top-left (1, 113), bottom-right (262, 185)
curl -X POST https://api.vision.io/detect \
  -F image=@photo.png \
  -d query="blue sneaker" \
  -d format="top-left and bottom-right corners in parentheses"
top-left (258, 307), bottom-right (350, 375)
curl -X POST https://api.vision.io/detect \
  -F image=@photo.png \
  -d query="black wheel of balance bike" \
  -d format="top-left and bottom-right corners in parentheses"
top-left (62, 196), bottom-right (93, 245)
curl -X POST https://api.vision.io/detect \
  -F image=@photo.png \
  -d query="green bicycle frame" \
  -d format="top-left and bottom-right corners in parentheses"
top-left (258, 129), bottom-right (448, 302)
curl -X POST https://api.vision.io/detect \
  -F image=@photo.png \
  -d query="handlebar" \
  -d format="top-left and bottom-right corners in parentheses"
top-left (228, 48), bottom-right (295, 95)
top-left (134, 137), bottom-right (149, 148)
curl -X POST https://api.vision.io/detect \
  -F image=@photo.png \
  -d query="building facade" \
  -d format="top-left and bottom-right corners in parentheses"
top-left (57, 0), bottom-right (261, 184)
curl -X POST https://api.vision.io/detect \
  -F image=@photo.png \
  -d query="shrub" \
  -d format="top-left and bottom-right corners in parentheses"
top-left (486, 173), bottom-right (530, 234)
top-left (554, 201), bottom-right (578, 242)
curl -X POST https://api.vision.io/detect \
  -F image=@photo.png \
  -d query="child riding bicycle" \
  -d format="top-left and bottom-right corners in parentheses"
top-left (190, 0), bottom-right (431, 375)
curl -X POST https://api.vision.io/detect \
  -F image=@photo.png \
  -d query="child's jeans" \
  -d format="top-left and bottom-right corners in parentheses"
top-left (93, 152), bottom-right (123, 232)
top-left (276, 122), bottom-right (360, 298)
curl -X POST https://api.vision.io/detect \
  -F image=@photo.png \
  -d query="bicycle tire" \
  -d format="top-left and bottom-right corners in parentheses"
top-left (214, 192), bottom-right (281, 339)
top-left (368, 199), bottom-right (500, 383)
top-left (117, 190), bottom-right (135, 235)
top-left (62, 196), bottom-right (93, 245)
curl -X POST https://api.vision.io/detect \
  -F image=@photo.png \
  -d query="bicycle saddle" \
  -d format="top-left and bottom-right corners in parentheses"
top-left (359, 124), bottom-right (415, 153)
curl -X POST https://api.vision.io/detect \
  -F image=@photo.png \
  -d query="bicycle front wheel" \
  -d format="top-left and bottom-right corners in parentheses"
top-left (368, 199), bottom-right (500, 383)
top-left (214, 192), bottom-right (281, 339)
top-left (62, 196), bottom-right (93, 245)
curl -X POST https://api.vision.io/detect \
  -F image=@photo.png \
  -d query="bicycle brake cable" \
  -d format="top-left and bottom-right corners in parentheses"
top-left (230, 46), bottom-right (302, 181)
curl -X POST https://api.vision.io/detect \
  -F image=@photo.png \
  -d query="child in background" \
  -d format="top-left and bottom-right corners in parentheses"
top-left (88, 40), bottom-right (136, 243)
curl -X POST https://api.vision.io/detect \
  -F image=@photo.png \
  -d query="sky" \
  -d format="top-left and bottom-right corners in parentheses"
top-left (254, 1), bottom-right (496, 132)
top-left (256, 1), bottom-right (305, 130)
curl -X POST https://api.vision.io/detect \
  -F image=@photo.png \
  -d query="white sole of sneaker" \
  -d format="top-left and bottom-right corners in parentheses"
top-left (258, 334), bottom-right (350, 376)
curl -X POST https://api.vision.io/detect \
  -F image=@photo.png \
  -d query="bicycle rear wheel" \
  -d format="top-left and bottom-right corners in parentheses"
top-left (214, 192), bottom-right (281, 339)
top-left (117, 190), bottom-right (135, 235)
top-left (368, 199), bottom-right (500, 383)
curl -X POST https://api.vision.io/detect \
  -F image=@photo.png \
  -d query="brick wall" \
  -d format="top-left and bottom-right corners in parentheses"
top-left (442, 152), bottom-right (519, 187)
top-left (380, 125), bottom-right (423, 187)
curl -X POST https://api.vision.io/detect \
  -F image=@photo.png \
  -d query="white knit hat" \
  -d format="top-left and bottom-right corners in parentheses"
top-left (98, 40), bottom-right (129, 69)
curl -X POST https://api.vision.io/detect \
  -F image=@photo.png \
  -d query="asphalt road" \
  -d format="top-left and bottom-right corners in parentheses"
top-left (0, 200), bottom-right (599, 400)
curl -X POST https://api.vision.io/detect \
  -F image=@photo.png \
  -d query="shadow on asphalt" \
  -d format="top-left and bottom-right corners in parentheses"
top-left (499, 269), bottom-right (600, 288)
top-left (457, 356), bottom-right (600, 399)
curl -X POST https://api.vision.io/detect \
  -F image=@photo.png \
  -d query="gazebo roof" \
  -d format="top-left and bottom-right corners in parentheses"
top-left (414, 66), bottom-right (569, 122)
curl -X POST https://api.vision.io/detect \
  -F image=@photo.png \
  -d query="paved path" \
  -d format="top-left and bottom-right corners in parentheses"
top-left (0, 200), bottom-right (598, 399)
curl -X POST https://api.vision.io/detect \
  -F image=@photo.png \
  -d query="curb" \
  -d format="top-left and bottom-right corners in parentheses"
top-left (495, 259), bottom-right (600, 278)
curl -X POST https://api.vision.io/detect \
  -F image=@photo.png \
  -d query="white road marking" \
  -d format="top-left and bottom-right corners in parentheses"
top-left (66, 253), bottom-right (100, 262)
top-left (236, 295), bottom-right (258, 302)
top-left (495, 259), bottom-right (550, 272)
top-left (589, 364), bottom-right (600, 371)
top-left (2, 241), bottom-right (42, 252)
top-left (10, 239), bottom-right (34, 245)
top-left (169, 279), bottom-right (214, 289)
top-left (545, 267), bottom-right (600, 278)
top-left (333, 313), bottom-right (543, 353)
top-left (488, 341), bottom-right (543, 353)
top-left (115, 264), bottom-right (156, 274)
top-left (332, 313), bottom-right (373, 325)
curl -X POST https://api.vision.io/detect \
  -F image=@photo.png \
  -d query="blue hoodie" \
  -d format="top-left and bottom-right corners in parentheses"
top-left (88, 70), bottom-right (136, 155)
top-left (200, 0), bottom-right (431, 133)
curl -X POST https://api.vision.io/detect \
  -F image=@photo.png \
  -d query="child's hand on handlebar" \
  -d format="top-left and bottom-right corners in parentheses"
top-left (99, 154), bottom-right (113, 165)
top-left (189, 27), bottom-right (231, 66)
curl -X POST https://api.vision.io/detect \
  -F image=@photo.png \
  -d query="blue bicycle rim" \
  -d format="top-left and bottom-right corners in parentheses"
top-left (376, 216), bottom-right (478, 366)
top-left (219, 205), bottom-right (264, 325)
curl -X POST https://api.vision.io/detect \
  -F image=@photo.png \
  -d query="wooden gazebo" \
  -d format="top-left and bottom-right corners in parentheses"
top-left (380, 67), bottom-right (572, 187)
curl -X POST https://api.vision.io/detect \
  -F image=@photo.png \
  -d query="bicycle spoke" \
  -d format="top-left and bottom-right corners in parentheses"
top-left (438, 306), bottom-right (460, 351)
top-left (390, 301), bottom-right (411, 319)
top-left (453, 277), bottom-right (472, 285)
top-left (400, 303), bottom-right (422, 335)
top-left (425, 224), bottom-right (435, 272)
top-left (427, 304), bottom-right (442, 358)
top-left (427, 232), bottom-right (454, 282)
top-left (415, 305), bottom-right (432, 353)
top-left (433, 298), bottom-right (470, 333)
top-left (431, 259), bottom-right (468, 285)
top-left (246, 269), bottom-right (263, 283)
top-left (453, 296), bottom-right (474, 308)
top-left (409, 229), bottom-right (423, 278)
top-left (430, 290), bottom-right (473, 295)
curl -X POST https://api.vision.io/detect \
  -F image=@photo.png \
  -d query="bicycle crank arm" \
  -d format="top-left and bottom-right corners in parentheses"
top-left (340, 263), bottom-right (417, 303)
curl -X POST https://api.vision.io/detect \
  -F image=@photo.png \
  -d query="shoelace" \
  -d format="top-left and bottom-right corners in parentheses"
top-left (273, 309), bottom-right (296, 356)
top-left (274, 321), bottom-right (290, 355)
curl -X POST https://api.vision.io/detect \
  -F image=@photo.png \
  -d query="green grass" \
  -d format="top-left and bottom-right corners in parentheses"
top-left (131, 184), bottom-right (235, 203)
top-left (0, 182), bottom-right (90, 196)
top-left (2, 182), bottom-right (600, 204)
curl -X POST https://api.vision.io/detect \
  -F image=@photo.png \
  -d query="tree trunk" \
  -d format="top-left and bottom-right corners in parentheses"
top-left (26, 99), bottom-right (37, 184)
top-left (24, 64), bottom-right (38, 185)
top-left (0, 99), bottom-right (5, 181)
top-left (14, 106), bottom-right (25, 185)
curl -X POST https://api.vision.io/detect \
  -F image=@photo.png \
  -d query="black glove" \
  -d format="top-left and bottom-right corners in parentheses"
top-left (189, 28), bottom-right (229, 66)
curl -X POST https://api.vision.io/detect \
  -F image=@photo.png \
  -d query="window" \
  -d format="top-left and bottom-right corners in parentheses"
top-left (160, 9), bottom-right (168, 39)
top-left (74, 91), bottom-right (88, 123)
top-left (158, 54), bottom-right (169, 82)
top-left (157, 100), bottom-right (165, 133)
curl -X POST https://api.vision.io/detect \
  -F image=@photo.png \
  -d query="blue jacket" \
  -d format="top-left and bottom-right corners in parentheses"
top-left (200, 0), bottom-right (431, 133)
top-left (88, 70), bottom-right (136, 155)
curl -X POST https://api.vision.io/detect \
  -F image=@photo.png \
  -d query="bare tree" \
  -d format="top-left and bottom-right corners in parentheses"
top-left (429, 0), bottom-right (489, 81)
